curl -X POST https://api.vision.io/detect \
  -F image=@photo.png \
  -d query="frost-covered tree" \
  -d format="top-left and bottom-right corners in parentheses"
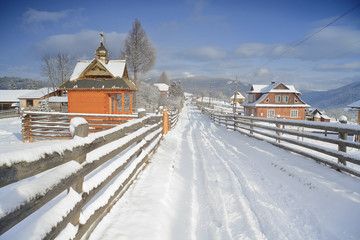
top-left (122, 18), bottom-right (156, 88)
top-left (168, 81), bottom-right (185, 109)
top-left (37, 100), bottom-right (52, 112)
top-left (41, 53), bottom-right (75, 91)
top-left (136, 80), bottom-right (160, 112)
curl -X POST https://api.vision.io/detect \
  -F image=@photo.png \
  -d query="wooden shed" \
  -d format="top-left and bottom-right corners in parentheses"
top-left (58, 32), bottom-right (137, 115)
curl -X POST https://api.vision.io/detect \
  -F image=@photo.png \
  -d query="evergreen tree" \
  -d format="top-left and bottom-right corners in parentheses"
top-left (158, 72), bottom-right (170, 85)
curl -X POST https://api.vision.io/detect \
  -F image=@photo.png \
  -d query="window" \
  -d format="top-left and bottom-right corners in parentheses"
top-left (275, 95), bottom-right (281, 103)
top-left (249, 94), bottom-right (255, 103)
top-left (290, 109), bottom-right (298, 118)
top-left (267, 109), bottom-right (275, 118)
top-left (294, 98), bottom-right (299, 103)
top-left (124, 94), bottom-right (131, 111)
top-left (117, 94), bottom-right (123, 112)
top-left (117, 93), bottom-right (132, 112)
top-left (282, 95), bottom-right (289, 103)
top-left (265, 98), bottom-right (269, 103)
top-left (26, 99), bottom-right (33, 107)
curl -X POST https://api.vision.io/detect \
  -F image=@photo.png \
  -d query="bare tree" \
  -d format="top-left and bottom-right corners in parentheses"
top-left (122, 18), bottom-right (156, 108)
top-left (41, 53), bottom-right (75, 91)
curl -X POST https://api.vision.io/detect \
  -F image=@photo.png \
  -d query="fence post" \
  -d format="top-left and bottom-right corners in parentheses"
top-left (69, 117), bottom-right (88, 226)
top-left (338, 116), bottom-right (348, 166)
top-left (276, 115), bottom-right (281, 143)
top-left (233, 115), bottom-right (237, 131)
top-left (22, 109), bottom-right (30, 142)
top-left (163, 107), bottom-right (169, 135)
top-left (250, 115), bottom-right (254, 135)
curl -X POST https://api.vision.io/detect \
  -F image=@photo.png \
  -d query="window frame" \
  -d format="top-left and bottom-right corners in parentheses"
top-left (267, 109), bottom-right (275, 118)
top-left (275, 95), bottom-right (281, 103)
top-left (282, 95), bottom-right (289, 103)
top-left (290, 109), bottom-right (298, 118)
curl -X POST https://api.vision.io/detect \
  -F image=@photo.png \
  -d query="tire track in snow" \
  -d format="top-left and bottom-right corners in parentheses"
top-left (188, 107), bottom-right (266, 239)
top-left (195, 109), bottom-right (332, 239)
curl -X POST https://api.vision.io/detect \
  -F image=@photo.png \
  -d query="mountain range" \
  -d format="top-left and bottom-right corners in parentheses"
top-left (0, 77), bottom-right (47, 90)
top-left (300, 80), bottom-right (360, 110)
top-left (1, 75), bottom-right (359, 110)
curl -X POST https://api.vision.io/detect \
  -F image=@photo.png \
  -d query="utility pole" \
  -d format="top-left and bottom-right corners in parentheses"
top-left (209, 82), bottom-right (212, 107)
top-left (233, 75), bottom-right (238, 114)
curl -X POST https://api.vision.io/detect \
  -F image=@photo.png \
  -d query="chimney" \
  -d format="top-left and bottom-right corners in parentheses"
top-left (271, 81), bottom-right (275, 84)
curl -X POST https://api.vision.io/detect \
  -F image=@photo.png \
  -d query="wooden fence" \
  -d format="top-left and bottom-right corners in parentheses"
top-left (168, 109), bottom-right (179, 129)
top-left (21, 111), bottom-right (139, 142)
top-left (0, 110), bottom-right (178, 239)
top-left (0, 109), bottom-right (19, 119)
top-left (198, 104), bottom-right (360, 178)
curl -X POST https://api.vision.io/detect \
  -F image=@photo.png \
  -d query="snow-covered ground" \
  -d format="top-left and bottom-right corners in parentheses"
top-left (90, 103), bottom-right (360, 240)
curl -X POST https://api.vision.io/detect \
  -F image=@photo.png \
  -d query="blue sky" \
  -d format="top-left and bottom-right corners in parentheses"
top-left (0, 0), bottom-right (359, 91)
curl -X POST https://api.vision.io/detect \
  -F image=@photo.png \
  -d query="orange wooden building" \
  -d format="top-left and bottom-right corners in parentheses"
top-left (59, 32), bottom-right (137, 115)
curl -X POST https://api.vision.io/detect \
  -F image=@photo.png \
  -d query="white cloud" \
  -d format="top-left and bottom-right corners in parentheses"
top-left (314, 61), bottom-right (360, 72)
top-left (32, 30), bottom-right (127, 60)
top-left (289, 26), bottom-right (360, 60)
top-left (232, 26), bottom-right (360, 61)
top-left (234, 43), bottom-right (271, 58)
top-left (23, 8), bottom-right (69, 23)
top-left (179, 46), bottom-right (226, 61)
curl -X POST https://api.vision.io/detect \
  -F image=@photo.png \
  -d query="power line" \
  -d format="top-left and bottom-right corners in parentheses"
top-left (240, 3), bottom-right (360, 79)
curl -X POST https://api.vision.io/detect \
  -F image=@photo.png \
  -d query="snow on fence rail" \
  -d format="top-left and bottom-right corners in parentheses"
top-left (197, 103), bottom-right (360, 178)
top-left (0, 109), bottom-right (179, 239)
top-left (21, 111), bottom-right (139, 142)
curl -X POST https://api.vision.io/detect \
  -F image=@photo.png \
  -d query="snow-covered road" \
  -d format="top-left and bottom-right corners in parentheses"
top-left (90, 103), bottom-right (360, 240)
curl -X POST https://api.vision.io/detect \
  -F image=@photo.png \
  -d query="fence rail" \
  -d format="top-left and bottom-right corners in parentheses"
top-left (0, 109), bottom-right (19, 119)
top-left (21, 111), bottom-right (138, 142)
top-left (169, 109), bottom-right (179, 129)
top-left (0, 109), bottom-right (179, 239)
top-left (197, 103), bottom-right (360, 178)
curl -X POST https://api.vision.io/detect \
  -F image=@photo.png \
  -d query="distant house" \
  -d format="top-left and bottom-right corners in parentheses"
top-left (58, 31), bottom-right (137, 115)
top-left (307, 109), bottom-right (331, 122)
top-left (154, 72), bottom-right (170, 106)
top-left (18, 87), bottom-right (63, 110)
top-left (348, 100), bottom-right (360, 125)
top-left (0, 90), bottom-right (33, 110)
top-left (348, 100), bottom-right (360, 141)
top-left (242, 82), bottom-right (310, 120)
top-left (154, 83), bottom-right (169, 105)
top-left (230, 91), bottom-right (245, 104)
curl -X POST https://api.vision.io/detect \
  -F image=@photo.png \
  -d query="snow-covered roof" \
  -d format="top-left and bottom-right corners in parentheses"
top-left (321, 115), bottom-right (331, 120)
top-left (0, 90), bottom-right (34, 102)
top-left (70, 60), bottom-right (92, 80)
top-left (248, 82), bottom-right (300, 94)
top-left (18, 88), bottom-right (55, 99)
top-left (70, 59), bottom-right (126, 81)
top-left (314, 112), bottom-right (321, 118)
top-left (230, 92), bottom-right (245, 100)
top-left (154, 83), bottom-right (169, 92)
top-left (348, 100), bottom-right (360, 108)
top-left (48, 96), bottom-right (68, 103)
